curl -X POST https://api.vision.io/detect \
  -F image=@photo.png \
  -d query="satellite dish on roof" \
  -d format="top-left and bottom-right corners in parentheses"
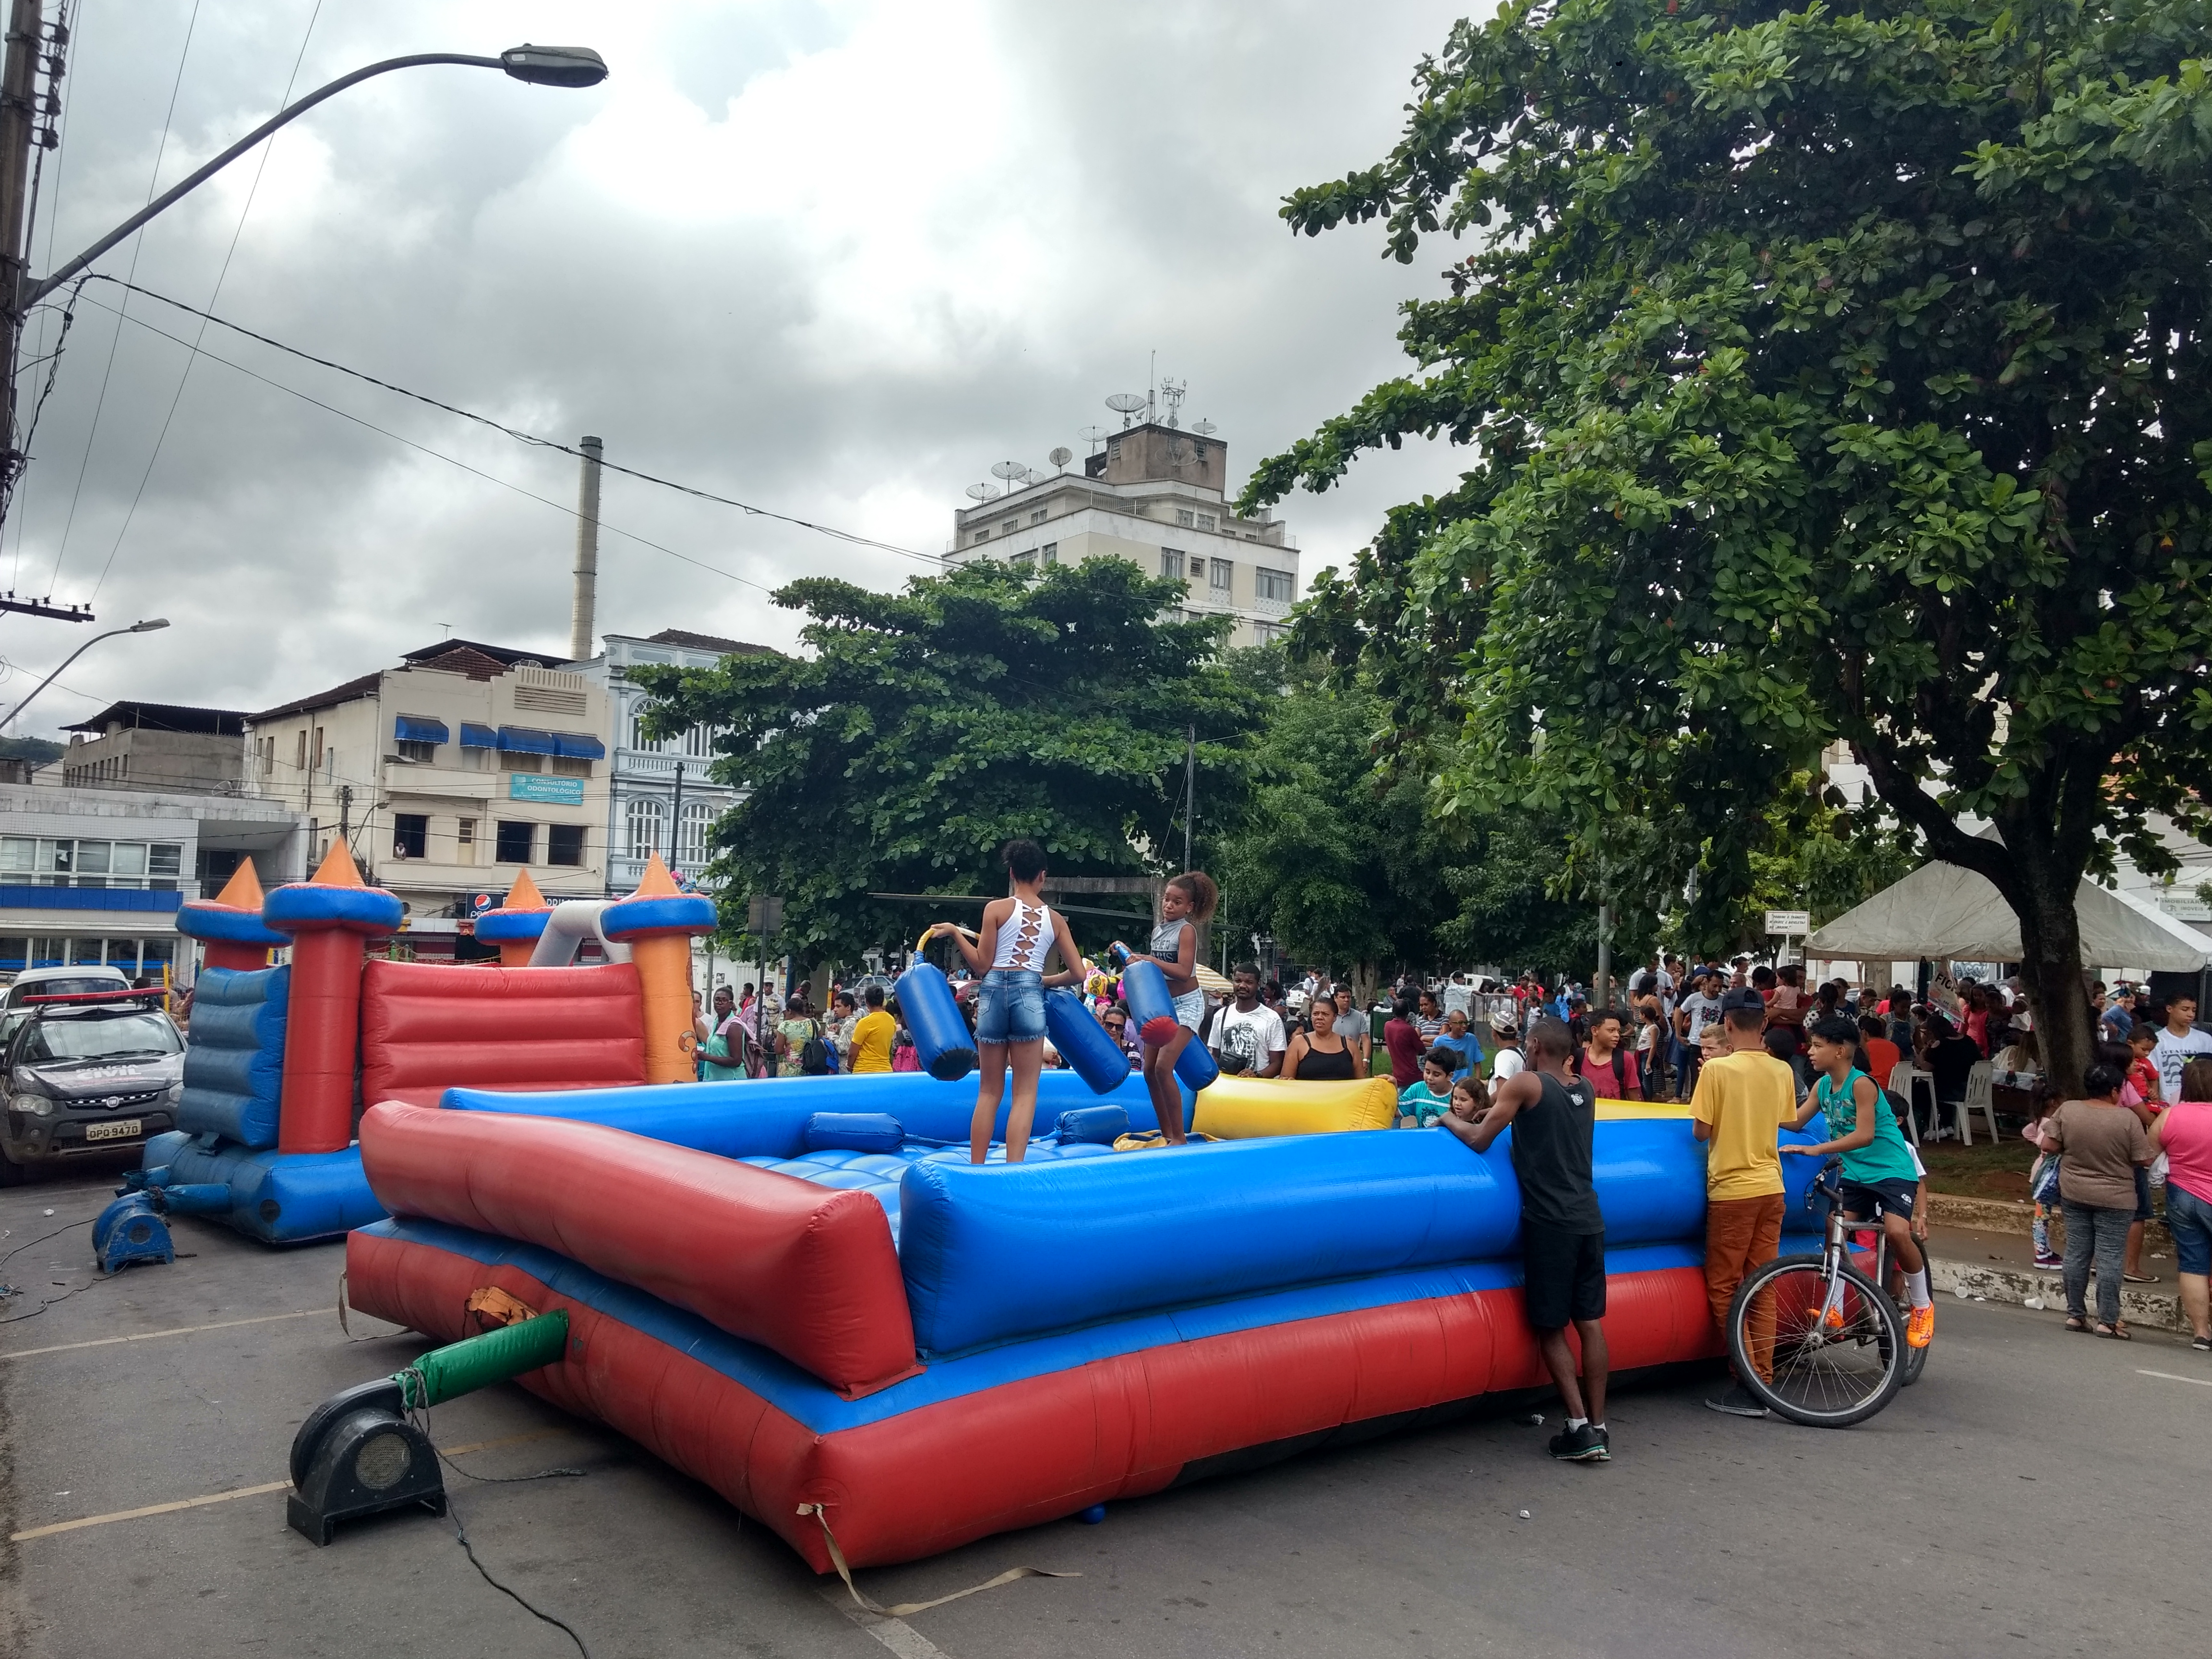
top-left (1078, 425), bottom-right (1110, 452)
top-left (1105, 392), bottom-right (1146, 428)
top-left (990, 460), bottom-right (1029, 488)
top-left (1048, 446), bottom-right (1072, 472)
top-left (1192, 419), bottom-right (1218, 437)
top-left (964, 483), bottom-right (993, 502)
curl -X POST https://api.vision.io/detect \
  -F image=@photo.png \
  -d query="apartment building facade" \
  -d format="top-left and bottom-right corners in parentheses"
top-left (244, 642), bottom-right (612, 949)
top-left (945, 421), bottom-right (1300, 646)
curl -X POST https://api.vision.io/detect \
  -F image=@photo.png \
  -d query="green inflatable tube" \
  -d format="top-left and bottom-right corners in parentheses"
top-left (395, 1310), bottom-right (570, 1409)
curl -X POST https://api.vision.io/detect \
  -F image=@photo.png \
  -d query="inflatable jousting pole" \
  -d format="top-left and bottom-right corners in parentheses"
top-left (600, 854), bottom-right (718, 1085)
top-left (473, 868), bottom-right (553, 966)
top-left (175, 859), bottom-right (288, 972)
top-left (263, 841), bottom-right (403, 1154)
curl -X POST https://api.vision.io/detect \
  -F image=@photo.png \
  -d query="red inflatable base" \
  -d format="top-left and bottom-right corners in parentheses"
top-left (348, 1229), bottom-right (1724, 1570)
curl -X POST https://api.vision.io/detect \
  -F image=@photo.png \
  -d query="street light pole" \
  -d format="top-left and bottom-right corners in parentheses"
top-left (0, 43), bottom-right (606, 534)
top-left (0, 615), bottom-right (168, 732)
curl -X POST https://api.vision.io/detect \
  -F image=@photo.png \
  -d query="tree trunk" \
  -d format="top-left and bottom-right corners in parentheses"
top-left (2009, 861), bottom-right (2095, 1101)
top-left (1353, 960), bottom-right (1381, 1016)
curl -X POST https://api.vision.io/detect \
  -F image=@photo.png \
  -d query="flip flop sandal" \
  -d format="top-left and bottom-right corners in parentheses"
top-left (2124, 1272), bottom-right (2161, 1284)
top-left (2095, 1322), bottom-right (2131, 1340)
top-left (2064, 1316), bottom-right (2091, 1333)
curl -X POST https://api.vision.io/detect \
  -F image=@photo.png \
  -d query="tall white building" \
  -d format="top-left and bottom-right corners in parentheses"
top-left (945, 418), bottom-right (1300, 647)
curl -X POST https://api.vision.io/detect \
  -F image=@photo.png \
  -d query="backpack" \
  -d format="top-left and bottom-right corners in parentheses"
top-left (799, 1024), bottom-right (832, 1075)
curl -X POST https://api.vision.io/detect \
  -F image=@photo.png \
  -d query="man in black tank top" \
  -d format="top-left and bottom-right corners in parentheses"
top-left (1442, 1018), bottom-right (1611, 1462)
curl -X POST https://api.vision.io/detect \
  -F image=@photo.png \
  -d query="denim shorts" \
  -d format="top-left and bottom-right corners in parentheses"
top-left (2167, 1181), bottom-right (2212, 1278)
top-left (2135, 1164), bottom-right (2154, 1223)
top-left (976, 968), bottom-right (1046, 1045)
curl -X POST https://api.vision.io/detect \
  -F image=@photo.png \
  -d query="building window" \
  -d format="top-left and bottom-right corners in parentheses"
top-left (1176, 508), bottom-right (1195, 528)
top-left (1011, 549), bottom-right (1036, 570)
top-left (457, 818), bottom-right (476, 864)
top-left (1253, 621), bottom-right (1286, 645)
top-left (294, 730), bottom-right (307, 770)
top-left (505, 751), bottom-right (544, 774)
top-left (392, 815), bottom-right (429, 859)
top-left (1030, 509), bottom-right (1047, 525)
top-left (1108, 436), bottom-right (1121, 461)
top-left (625, 797), bottom-right (665, 863)
top-left (1001, 516), bottom-right (1018, 534)
top-left (678, 801), bottom-right (714, 867)
top-left (1210, 558), bottom-right (1233, 596)
top-left (550, 755), bottom-right (593, 777)
top-left (1161, 548), bottom-right (1185, 580)
top-left (396, 739), bottom-right (436, 764)
top-left (627, 708), bottom-right (659, 752)
top-left (683, 724), bottom-right (715, 760)
top-left (1041, 542), bottom-right (1058, 564)
top-left (1198, 513), bottom-right (1216, 532)
top-left (1256, 566), bottom-right (1295, 602)
top-left (494, 821), bottom-right (535, 864)
top-left (547, 824), bottom-right (586, 866)
top-left (972, 529), bottom-right (989, 543)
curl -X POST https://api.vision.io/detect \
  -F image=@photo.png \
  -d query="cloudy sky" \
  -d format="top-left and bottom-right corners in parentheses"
top-left (0, 0), bottom-right (1478, 742)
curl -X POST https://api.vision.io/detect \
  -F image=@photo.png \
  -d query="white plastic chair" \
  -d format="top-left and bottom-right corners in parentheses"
top-left (1886, 1062), bottom-right (1927, 1146)
top-left (1960, 1061), bottom-right (1999, 1147)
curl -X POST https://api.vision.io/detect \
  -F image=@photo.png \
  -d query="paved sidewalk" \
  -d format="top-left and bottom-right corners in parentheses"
top-left (1923, 1219), bottom-right (2188, 1332)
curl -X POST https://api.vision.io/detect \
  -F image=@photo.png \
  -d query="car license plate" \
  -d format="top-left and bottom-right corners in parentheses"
top-left (84, 1118), bottom-right (142, 1143)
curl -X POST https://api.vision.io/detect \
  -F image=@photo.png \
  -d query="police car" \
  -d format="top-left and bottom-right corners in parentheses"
top-left (0, 976), bottom-right (183, 1184)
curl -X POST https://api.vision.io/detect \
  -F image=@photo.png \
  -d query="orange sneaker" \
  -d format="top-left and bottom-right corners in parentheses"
top-left (1906, 1304), bottom-right (1935, 1349)
top-left (1822, 1297), bottom-right (1847, 1332)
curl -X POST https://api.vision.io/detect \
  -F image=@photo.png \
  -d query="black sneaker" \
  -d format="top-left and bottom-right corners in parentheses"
top-left (1547, 1422), bottom-right (1610, 1461)
top-left (1704, 1383), bottom-right (1770, 1419)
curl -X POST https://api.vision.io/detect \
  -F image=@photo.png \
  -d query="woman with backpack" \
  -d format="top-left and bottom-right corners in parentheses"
top-left (775, 994), bottom-right (827, 1077)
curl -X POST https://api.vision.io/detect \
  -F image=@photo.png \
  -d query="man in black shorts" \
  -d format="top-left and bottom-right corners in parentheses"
top-left (1443, 1018), bottom-right (1611, 1461)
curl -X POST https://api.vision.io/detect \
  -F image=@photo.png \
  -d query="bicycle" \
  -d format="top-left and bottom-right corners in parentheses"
top-left (1724, 1158), bottom-right (1911, 1427)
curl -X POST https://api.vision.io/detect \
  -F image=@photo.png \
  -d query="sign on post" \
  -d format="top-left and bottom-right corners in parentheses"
top-left (1764, 910), bottom-right (1812, 936)
top-left (747, 895), bottom-right (784, 937)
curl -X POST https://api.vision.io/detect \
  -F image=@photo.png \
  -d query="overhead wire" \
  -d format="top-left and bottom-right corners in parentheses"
top-left (45, 0), bottom-right (204, 595)
top-left (82, 273), bottom-right (944, 568)
top-left (89, 0), bottom-right (325, 606)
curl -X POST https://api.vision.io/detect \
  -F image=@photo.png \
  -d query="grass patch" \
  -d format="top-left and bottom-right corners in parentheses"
top-left (1919, 1138), bottom-right (2034, 1202)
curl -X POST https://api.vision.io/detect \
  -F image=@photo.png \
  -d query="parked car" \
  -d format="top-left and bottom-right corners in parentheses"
top-left (0, 985), bottom-right (183, 1184)
top-left (0, 963), bottom-right (131, 1010)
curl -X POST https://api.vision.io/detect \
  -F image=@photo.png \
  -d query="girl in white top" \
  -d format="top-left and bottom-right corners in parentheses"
top-left (1112, 870), bottom-right (1217, 1145)
top-left (926, 839), bottom-right (1084, 1163)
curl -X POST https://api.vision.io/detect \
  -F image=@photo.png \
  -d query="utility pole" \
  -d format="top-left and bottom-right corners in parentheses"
top-left (568, 435), bottom-right (603, 662)
top-left (668, 761), bottom-right (685, 874)
top-left (339, 784), bottom-right (354, 850)
top-left (1183, 723), bottom-right (1195, 873)
top-left (0, 0), bottom-right (50, 520)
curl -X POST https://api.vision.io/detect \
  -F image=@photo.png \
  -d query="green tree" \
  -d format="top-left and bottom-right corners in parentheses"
top-left (1213, 657), bottom-right (1453, 998)
top-left (628, 559), bottom-right (1262, 984)
top-left (1247, 0), bottom-right (2212, 1092)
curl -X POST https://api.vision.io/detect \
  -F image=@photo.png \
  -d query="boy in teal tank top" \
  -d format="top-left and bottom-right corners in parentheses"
top-left (1784, 1016), bottom-right (1935, 1349)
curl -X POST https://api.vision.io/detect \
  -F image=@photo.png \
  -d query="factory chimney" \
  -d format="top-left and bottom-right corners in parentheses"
top-left (568, 435), bottom-right (604, 662)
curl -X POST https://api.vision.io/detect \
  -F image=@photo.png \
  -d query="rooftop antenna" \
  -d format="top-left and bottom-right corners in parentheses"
top-left (1105, 393), bottom-right (1145, 429)
top-left (990, 460), bottom-right (1029, 495)
top-left (1147, 350), bottom-right (1157, 423)
top-left (1048, 446), bottom-right (1072, 475)
top-left (964, 483), bottom-right (994, 502)
top-left (436, 622), bottom-right (453, 640)
top-left (1160, 377), bottom-right (1187, 430)
top-left (1192, 418), bottom-right (1217, 437)
top-left (1078, 424), bottom-right (1110, 454)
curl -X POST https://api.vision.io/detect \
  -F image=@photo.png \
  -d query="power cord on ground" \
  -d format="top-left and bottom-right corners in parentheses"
top-left (0, 1216), bottom-right (103, 1326)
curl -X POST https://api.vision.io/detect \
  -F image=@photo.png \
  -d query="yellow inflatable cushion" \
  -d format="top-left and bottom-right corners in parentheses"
top-left (1192, 1074), bottom-right (1400, 1140)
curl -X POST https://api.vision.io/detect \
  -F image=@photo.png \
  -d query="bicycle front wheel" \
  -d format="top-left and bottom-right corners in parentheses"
top-left (1729, 1253), bottom-right (1906, 1428)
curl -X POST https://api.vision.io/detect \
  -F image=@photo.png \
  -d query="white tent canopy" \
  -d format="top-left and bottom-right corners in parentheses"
top-left (1805, 860), bottom-right (2212, 974)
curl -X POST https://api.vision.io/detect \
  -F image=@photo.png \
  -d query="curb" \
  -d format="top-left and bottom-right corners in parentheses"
top-left (1927, 1254), bottom-right (2186, 1333)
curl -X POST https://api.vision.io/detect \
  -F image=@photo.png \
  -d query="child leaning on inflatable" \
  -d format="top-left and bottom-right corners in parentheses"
top-left (1112, 870), bottom-right (1218, 1146)
top-left (924, 839), bottom-right (1087, 1165)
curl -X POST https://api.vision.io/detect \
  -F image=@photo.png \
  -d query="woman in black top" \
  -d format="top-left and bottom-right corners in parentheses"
top-left (1285, 1008), bottom-right (1358, 1080)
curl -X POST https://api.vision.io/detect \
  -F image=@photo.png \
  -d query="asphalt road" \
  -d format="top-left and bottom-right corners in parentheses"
top-left (2, 1163), bottom-right (2206, 1659)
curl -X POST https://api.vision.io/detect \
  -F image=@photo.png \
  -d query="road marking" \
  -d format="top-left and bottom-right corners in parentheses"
top-left (10, 1426), bottom-right (577, 1541)
top-left (819, 1588), bottom-right (954, 1659)
top-left (0, 1308), bottom-right (327, 1362)
top-left (2137, 1368), bottom-right (2212, 1388)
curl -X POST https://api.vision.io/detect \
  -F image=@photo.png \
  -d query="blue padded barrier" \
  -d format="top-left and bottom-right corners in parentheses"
top-left (1174, 1032), bottom-right (1220, 1091)
top-left (1119, 959), bottom-right (1178, 1041)
top-left (175, 965), bottom-right (289, 1149)
top-left (440, 1069), bottom-right (1164, 1152)
top-left (140, 1130), bottom-right (382, 1243)
top-left (894, 962), bottom-right (975, 1082)
top-left (1055, 1106), bottom-right (1129, 1144)
top-left (898, 1118), bottom-right (1765, 1359)
top-left (805, 1113), bottom-right (905, 1154)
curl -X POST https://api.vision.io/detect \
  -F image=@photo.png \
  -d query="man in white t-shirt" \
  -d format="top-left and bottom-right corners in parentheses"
top-left (1214, 964), bottom-right (1288, 1078)
top-left (2152, 994), bottom-right (2212, 1102)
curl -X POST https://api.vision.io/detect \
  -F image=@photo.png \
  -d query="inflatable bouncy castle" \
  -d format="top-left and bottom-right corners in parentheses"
top-left (140, 849), bottom-right (714, 1241)
top-left (342, 1070), bottom-right (1831, 1570)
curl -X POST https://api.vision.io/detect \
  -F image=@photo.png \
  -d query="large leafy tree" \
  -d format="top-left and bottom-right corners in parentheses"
top-left (628, 559), bottom-right (1262, 980)
top-left (1247, 0), bottom-right (2212, 1091)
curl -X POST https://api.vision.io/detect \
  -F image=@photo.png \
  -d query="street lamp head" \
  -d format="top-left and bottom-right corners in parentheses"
top-left (129, 618), bottom-right (170, 633)
top-left (499, 45), bottom-right (608, 88)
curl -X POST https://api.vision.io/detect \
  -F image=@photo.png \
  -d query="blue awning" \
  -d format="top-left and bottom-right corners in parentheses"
top-left (394, 715), bottom-right (449, 745)
top-left (553, 732), bottom-right (606, 760)
top-left (459, 722), bottom-right (498, 749)
top-left (497, 726), bottom-right (558, 755)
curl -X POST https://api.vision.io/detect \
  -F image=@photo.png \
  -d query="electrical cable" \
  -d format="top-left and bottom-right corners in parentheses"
top-left (46, 0), bottom-right (204, 594)
top-left (88, 0), bottom-right (324, 606)
top-left (81, 273), bottom-right (944, 568)
top-left (67, 288), bottom-right (781, 599)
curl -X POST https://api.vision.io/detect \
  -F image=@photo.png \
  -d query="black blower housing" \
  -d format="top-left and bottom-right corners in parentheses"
top-left (286, 1378), bottom-right (445, 1545)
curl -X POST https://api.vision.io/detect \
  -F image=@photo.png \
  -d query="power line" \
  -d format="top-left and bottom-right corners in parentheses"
top-left (89, 0), bottom-right (324, 606)
top-left (81, 274), bottom-right (944, 568)
top-left (69, 288), bottom-right (781, 599)
top-left (46, 0), bottom-right (204, 595)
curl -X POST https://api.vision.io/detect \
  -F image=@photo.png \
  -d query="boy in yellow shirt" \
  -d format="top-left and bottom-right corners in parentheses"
top-left (847, 985), bottom-right (897, 1073)
top-left (1691, 986), bottom-right (1800, 1417)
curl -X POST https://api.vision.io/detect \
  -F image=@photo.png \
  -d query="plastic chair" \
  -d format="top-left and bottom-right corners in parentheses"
top-left (1960, 1061), bottom-right (1999, 1147)
top-left (1886, 1062), bottom-right (1927, 1146)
